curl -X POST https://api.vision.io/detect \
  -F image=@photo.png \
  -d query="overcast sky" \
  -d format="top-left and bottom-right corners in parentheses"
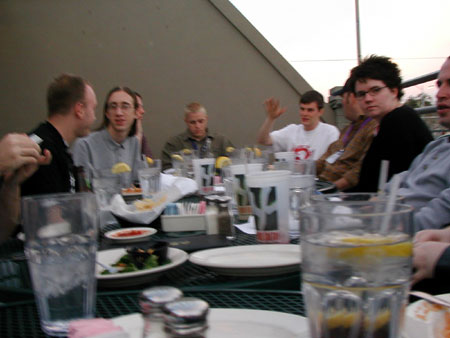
top-left (229, 0), bottom-right (449, 102)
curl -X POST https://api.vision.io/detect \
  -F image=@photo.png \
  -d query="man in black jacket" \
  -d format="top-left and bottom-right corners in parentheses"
top-left (21, 74), bottom-right (97, 196)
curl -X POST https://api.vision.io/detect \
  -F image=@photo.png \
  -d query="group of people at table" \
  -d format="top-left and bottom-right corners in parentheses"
top-left (0, 55), bottom-right (449, 293)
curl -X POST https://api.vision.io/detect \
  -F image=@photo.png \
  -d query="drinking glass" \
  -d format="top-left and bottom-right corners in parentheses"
top-left (138, 166), bottom-right (161, 199)
top-left (245, 170), bottom-right (291, 243)
top-left (92, 169), bottom-right (120, 228)
top-left (21, 192), bottom-right (98, 336)
top-left (289, 159), bottom-right (316, 238)
top-left (300, 202), bottom-right (413, 338)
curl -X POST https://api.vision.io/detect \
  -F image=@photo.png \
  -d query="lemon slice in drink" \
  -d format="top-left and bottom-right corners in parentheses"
top-left (226, 146), bottom-right (235, 153)
top-left (215, 156), bottom-right (232, 168)
top-left (254, 147), bottom-right (262, 157)
top-left (111, 162), bottom-right (131, 174)
top-left (146, 157), bottom-right (154, 166)
top-left (171, 154), bottom-right (184, 162)
top-left (328, 236), bottom-right (412, 259)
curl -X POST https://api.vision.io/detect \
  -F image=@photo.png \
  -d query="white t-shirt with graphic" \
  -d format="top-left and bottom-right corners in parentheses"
top-left (270, 122), bottom-right (339, 160)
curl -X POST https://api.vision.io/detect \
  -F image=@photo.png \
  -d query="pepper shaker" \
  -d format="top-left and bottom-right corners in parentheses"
top-left (139, 286), bottom-right (183, 337)
top-left (217, 196), bottom-right (235, 240)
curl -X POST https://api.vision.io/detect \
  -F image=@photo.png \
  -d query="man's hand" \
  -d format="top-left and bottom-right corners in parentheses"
top-left (0, 133), bottom-right (46, 175)
top-left (264, 98), bottom-right (287, 120)
top-left (414, 227), bottom-right (450, 244)
top-left (413, 241), bottom-right (450, 284)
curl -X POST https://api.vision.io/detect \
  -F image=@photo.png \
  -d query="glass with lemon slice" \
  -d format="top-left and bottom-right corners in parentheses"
top-left (300, 202), bottom-right (413, 338)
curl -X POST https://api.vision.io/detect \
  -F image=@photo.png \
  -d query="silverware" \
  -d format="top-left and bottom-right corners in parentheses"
top-left (96, 261), bottom-right (120, 274)
top-left (410, 291), bottom-right (450, 308)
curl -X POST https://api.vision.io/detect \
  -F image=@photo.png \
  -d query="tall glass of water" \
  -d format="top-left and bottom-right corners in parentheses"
top-left (300, 201), bottom-right (413, 338)
top-left (21, 192), bottom-right (98, 336)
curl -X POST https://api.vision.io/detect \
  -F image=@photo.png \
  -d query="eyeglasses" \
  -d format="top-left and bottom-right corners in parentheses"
top-left (107, 103), bottom-right (134, 112)
top-left (355, 86), bottom-right (387, 99)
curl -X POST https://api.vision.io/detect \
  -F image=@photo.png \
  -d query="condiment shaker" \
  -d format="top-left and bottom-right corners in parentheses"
top-left (217, 196), bottom-right (235, 240)
top-left (139, 286), bottom-right (183, 337)
top-left (162, 297), bottom-right (209, 337)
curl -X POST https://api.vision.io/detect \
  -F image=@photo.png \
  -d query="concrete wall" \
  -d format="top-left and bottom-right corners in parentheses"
top-left (0, 0), bottom-right (334, 157)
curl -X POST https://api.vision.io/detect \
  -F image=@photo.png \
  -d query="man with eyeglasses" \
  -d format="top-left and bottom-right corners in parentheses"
top-left (257, 90), bottom-right (339, 160)
top-left (21, 73), bottom-right (97, 196)
top-left (134, 92), bottom-right (153, 158)
top-left (72, 87), bottom-right (146, 184)
top-left (350, 55), bottom-right (433, 193)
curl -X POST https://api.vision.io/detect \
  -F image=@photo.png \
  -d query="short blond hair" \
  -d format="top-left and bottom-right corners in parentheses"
top-left (184, 102), bottom-right (207, 118)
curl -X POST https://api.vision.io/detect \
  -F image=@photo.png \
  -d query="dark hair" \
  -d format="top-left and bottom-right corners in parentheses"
top-left (99, 86), bottom-right (137, 136)
top-left (47, 74), bottom-right (87, 117)
top-left (350, 55), bottom-right (403, 99)
top-left (299, 90), bottom-right (324, 109)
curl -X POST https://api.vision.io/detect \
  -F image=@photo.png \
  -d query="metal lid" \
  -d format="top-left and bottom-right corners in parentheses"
top-left (163, 297), bottom-right (209, 335)
top-left (139, 286), bottom-right (183, 316)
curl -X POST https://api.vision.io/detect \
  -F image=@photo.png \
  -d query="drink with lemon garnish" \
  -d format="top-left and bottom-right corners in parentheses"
top-left (300, 203), bottom-right (413, 338)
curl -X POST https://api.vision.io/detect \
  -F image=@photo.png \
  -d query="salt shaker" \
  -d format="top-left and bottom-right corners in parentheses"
top-left (139, 286), bottom-right (183, 337)
top-left (162, 297), bottom-right (209, 337)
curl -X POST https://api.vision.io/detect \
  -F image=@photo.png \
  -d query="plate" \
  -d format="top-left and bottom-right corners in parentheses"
top-left (104, 227), bottom-right (156, 243)
top-left (403, 293), bottom-right (450, 338)
top-left (96, 247), bottom-right (188, 287)
top-left (111, 309), bottom-right (309, 338)
top-left (189, 244), bottom-right (301, 276)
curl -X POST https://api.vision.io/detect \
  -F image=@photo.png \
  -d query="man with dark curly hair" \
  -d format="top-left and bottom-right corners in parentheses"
top-left (350, 55), bottom-right (433, 192)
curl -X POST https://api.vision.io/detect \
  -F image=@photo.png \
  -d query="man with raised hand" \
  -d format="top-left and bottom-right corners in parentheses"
top-left (257, 90), bottom-right (339, 160)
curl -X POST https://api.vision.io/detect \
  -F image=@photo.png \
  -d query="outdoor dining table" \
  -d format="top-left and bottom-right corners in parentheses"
top-left (0, 287), bottom-right (306, 337)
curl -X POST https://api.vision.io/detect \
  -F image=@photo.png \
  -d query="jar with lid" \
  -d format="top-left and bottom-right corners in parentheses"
top-left (162, 297), bottom-right (209, 337)
top-left (217, 196), bottom-right (235, 240)
top-left (139, 286), bottom-right (183, 337)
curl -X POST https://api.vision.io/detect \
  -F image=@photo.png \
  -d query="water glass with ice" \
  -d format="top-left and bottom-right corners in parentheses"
top-left (21, 192), bottom-right (98, 337)
top-left (300, 202), bottom-right (413, 338)
top-left (138, 166), bottom-right (161, 199)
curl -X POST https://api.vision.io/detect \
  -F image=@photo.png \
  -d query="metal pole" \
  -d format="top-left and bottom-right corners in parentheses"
top-left (355, 0), bottom-right (362, 64)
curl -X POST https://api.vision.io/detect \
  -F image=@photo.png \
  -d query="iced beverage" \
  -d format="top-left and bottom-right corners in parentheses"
top-left (22, 192), bottom-right (98, 336)
top-left (300, 203), bottom-right (413, 338)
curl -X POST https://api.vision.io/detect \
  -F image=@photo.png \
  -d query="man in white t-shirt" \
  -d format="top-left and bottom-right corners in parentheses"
top-left (257, 90), bottom-right (339, 160)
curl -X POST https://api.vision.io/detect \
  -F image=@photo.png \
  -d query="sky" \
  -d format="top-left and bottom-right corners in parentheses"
top-left (229, 0), bottom-right (450, 103)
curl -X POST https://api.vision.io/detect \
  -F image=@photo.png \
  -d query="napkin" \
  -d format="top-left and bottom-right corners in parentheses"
top-left (110, 175), bottom-right (198, 224)
top-left (234, 216), bottom-right (256, 234)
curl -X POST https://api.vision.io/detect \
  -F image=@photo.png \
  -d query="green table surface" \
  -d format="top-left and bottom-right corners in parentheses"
top-left (0, 288), bottom-right (306, 338)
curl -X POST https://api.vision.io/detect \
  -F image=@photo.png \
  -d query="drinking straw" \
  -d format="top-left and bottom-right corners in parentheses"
top-left (380, 174), bottom-right (401, 234)
top-left (377, 160), bottom-right (389, 195)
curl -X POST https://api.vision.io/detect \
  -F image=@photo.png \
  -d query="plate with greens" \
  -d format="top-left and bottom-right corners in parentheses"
top-left (96, 246), bottom-right (188, 287)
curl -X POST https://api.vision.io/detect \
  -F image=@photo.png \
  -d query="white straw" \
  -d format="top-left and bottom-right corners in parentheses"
top-left (377, 160), bottom-right (389, 195)
top-left (380, 174), bottom-right (401, 234)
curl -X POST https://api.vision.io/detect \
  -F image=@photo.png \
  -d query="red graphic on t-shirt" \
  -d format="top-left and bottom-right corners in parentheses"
top-left (292, 145), bottom-right (312, 160)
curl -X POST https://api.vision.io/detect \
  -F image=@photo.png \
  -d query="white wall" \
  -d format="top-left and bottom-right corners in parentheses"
top-left (0, 0), bottom-right (334, 157)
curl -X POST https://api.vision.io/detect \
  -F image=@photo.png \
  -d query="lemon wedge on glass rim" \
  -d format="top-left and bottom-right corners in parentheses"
top-left (146, 157), bottom-right (154, 165)
top-left (171, 154), bottom-right (184, 162)
top-left (253, 147), bottom-right (262, 157)
top-left (111, 162), bottom-right (131, 174)
top-left (181, 148), bottom-right (192, 155)
top-left (215, 156), bottom-right (232, 168)
top-left (328, 236), bottom-right (413, 259)
top-left (225, 146), bottom-right (235, 153)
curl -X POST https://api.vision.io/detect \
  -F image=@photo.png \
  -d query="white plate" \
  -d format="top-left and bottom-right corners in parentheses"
top-left (96, 247), bottom-right (188, 287)
top-left (112, 309), bottom-right (309, 338)
top-left (104, 227), bottom-right (156, 243)
top-left (189, 244), bottom-right (301, 276)
top-left (403, 293), bottom-right (450, 338)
